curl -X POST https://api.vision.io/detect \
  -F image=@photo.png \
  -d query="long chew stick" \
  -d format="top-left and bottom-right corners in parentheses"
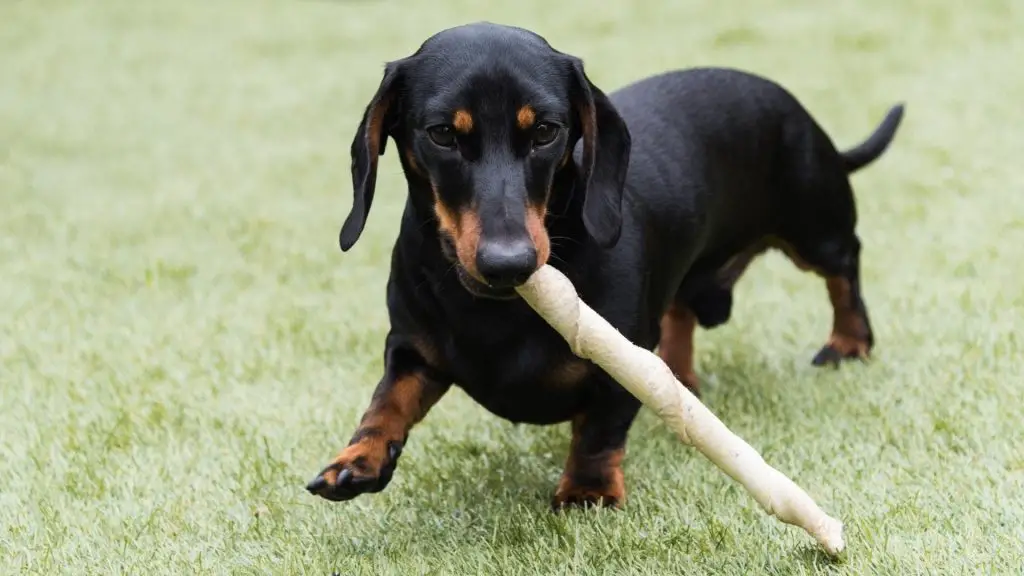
top-left (515, 264), bottom-right (845, 556)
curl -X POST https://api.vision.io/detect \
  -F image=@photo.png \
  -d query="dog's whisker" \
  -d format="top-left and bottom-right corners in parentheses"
top-left (548, 235), bottom-right (582, 246)
top-left (547, 253), bottom-right (568, 267)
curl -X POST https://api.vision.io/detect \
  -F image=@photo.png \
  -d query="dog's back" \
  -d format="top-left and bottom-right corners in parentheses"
top-left (602, 66), bottom-right (901, 267)
top-left (615, 69), bottom-right (801, 249)
top-left (603, 66), bottom-right (903, 369)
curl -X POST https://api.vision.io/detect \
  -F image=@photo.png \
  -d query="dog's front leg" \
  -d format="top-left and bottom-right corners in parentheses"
top-left (306, 337), bottom-right (450, 502)
top-left (552, 381), bottom-right (642, 510)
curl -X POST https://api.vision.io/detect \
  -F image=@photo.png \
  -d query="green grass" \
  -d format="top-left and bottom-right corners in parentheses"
top-left (2, 0), bottom-right (1023, 573)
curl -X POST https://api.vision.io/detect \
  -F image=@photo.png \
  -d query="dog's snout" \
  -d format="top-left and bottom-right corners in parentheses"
top-left (475, 239), bottom-right (537, 288)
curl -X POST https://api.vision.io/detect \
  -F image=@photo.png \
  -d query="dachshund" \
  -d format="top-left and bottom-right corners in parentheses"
top-left (305, 21), bottom-right (905, 508)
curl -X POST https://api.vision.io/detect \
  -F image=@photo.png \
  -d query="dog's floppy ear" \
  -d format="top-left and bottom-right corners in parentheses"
top-left (567, 57), bottom-right (631, 248)
top-left (338, 61), bottom-right (404, 252)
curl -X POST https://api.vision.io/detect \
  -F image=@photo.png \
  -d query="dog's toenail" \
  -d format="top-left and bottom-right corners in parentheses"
top-left (306, 476), bottom-right (327, 493)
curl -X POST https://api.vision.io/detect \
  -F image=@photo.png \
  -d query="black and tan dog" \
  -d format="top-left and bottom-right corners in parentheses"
top-left (306, 22), bottom-right (904, 508)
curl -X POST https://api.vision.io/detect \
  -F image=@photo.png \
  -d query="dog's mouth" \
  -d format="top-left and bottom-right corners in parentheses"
top-left (455, 266), bottom-right (519, 300)
top-left (439, 235), bottom-right (520, 300)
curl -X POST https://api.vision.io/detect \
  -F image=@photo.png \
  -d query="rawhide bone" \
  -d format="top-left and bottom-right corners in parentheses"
top-left (515, 264), bottom-right (845, 556)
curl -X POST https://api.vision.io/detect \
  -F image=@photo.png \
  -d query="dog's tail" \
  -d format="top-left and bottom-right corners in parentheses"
top-left (841, 103), bottom-right (905, 173)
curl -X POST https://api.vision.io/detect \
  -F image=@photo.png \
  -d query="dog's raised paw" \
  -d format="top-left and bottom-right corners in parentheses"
top-left (306, 440), bottom-right (403, 502)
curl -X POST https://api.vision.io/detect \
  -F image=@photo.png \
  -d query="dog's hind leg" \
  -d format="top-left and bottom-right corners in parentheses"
top-left (776, 187), bottom-right (874, 365)
top-left (774, 117), bottom-right (879, 367)
top-left (765, 231), bottom-right (874, 366)
top-left (658, 302), bottom-right (701, 395)
top-left (796, 237), bottom-right (874, 367)
top-left (755, 230), bottom-right (874, 366)
top-left (658, 244), bottom-right (770, 394)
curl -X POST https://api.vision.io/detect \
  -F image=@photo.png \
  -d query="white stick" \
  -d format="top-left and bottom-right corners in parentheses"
top-left (515, 264), bottom-right (845, 556)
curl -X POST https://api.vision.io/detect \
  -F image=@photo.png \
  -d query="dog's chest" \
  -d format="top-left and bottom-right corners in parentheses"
top-left (439, 314), bottom-right (592, 425)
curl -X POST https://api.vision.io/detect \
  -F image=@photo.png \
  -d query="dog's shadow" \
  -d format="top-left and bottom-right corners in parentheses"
top-left (796, 546), bottom-right (846, 571)
top-left (313, 423), bottom-right (572, 558)
top-left (402, 421), bottom-right (571, 512)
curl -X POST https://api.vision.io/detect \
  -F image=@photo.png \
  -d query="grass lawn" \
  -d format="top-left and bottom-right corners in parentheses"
top-left (3, 0), bottom-right (1023, 573)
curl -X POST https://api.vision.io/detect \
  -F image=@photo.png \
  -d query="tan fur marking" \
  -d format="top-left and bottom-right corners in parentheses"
top-left (411, 335), bottom-right (444, 371)
top-left (453, 109), bottom-right (474, 133)
top-left (546, 358), bottom-right (590, 388)
top-left (526, 203), bottom-right (551, 269)
top-left (322, 372), bottom-right (441, 484)
top-left (516, 105), bottom-right (536, 129)
top-left (826, 276), bottom-right (870, 356)
top-left (716, 237), bottom-right (870, 359)
top-left (825, 333), bottom-right (871, 359)
top-left (658, 304), bottom-right (699, 394)
top-left (455, 211), bottom-right (483, 280)
top-left (432, 186), bottom-right (459, 238)
top-left (432, 187), bottom-right (484, 280)
top-left (717, 235), bottom-right (822, 289)
top-left (404, 148), bottom-right (421, 175)
top-left (553, 415), bottom-right (626, 508)
top-left (578, 102), bottom-right (596, 169)
top-left (769, 237), bottom-right (819, 273)
top-left (365, 93), bottom-right (392, 171)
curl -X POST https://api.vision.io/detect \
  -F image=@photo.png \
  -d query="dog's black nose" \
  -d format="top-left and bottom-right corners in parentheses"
top-left (475, 239), bottom-right (537, 288)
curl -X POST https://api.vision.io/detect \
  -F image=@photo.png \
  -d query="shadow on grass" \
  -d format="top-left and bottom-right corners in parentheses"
top-left (307, 426), bottom-right (566, 543)
top-left (796, 545), bottom-right (846, 572)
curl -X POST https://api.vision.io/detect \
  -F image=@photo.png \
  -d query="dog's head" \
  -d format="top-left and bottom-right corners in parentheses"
top-left (338, 22), bottom-right (631, 298)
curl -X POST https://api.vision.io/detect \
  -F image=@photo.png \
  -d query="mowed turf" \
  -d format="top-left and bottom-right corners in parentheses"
top-left (2, 0), bottom-right (1023, 573)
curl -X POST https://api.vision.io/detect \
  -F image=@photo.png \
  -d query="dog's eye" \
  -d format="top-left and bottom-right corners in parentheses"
top-left (532, 122), bottom-right (559, 147)
top-left (427, 125), bottom-right (457, 148)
